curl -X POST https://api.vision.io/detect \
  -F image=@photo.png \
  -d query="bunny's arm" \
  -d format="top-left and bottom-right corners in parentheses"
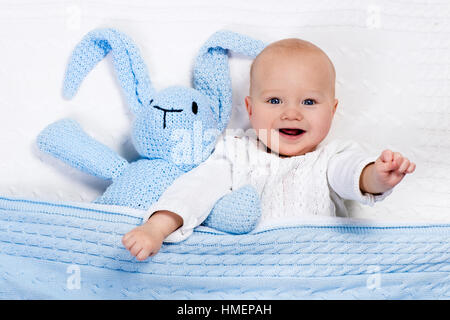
top-left (37, 119), bottom-right (128, 180)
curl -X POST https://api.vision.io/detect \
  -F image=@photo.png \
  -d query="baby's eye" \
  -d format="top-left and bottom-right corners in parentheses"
top-left (302, 99), bottom-right (316, 106)
top-left (267, 98), bottom-right (281, 104)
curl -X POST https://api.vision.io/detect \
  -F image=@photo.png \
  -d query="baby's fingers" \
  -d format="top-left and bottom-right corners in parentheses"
top-left (136, 247), bottom-right (152, 261)
top-left (392, 152), bottom-right (403, 169)
top-left (406, 162), bottom-right (416, 173)
top-left (398, 158), bottom-right (410, 173)
top-left (378, 150), bottom-right (395, 172)
top-left (396, 157), bottom-right (416, 175)
top-left (130, 242), bottom-right (143, 257)
top-left (383, 150), bottom-right (409, 171)
top-left (122, 233), bottom-right (136, 249)
top-left (380, 149), bottom-right (394, 163)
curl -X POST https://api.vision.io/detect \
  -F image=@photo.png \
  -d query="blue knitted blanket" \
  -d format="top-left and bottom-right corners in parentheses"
top-left (0, 196), bottom-right (449, 299)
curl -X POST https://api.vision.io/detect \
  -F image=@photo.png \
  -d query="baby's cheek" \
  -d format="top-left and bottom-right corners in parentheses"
top-left (315, 115), bottom-right (334, 136)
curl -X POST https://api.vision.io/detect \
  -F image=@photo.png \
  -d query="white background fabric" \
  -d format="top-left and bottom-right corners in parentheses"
top-left (0, 0), bottom-right (449, 222)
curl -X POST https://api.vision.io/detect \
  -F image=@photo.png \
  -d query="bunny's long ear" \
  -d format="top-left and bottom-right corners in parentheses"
top-left (193, 30), bottom-right (265, 132)
top-left (63, 28), bottom-right (154, 114)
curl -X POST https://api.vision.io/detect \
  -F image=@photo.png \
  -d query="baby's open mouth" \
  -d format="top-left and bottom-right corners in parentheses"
top-left (278, 128), bottom-right (305, 136)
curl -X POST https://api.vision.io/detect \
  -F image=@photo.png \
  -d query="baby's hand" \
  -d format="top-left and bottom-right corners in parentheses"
top-left (122, 223), bottom-right (165, 261)
top-left (373, 149), bottom-right (416, 190)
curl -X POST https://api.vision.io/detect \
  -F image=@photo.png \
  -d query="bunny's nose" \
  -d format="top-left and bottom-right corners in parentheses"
top-left (153, 105), bottom-right (183, 129)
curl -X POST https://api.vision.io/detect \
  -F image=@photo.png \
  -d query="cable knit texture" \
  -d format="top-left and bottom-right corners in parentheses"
top-left (36, 28), bottom-right (265, 233)
top-left (0, 196), bottom-right (449, 299)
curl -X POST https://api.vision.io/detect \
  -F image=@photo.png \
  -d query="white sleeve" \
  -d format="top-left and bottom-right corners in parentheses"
top-left (141, 140), bottom-right (233, 243)
top-left (327, 141), bottom-right (393, 206)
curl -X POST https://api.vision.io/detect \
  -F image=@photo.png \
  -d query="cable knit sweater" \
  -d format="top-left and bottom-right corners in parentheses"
top-left (143, 133), bottom-right (393, 242)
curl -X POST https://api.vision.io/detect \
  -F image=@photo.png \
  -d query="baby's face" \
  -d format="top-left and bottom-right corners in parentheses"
top-left (245, 46), bottom-right (338, 157)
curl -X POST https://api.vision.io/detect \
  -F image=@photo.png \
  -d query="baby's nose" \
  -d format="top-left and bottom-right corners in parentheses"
top-left (281, 105), bottom-right (303, 120)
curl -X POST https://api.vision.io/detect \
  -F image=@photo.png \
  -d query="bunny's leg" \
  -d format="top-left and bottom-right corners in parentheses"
top-left (37, 118), bottom-right (128, 180)
top-left (202, 185), bottom-right (261, 234)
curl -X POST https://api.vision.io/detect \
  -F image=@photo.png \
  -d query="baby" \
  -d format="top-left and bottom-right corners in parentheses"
top-left (122, 37), bottom-right (416, 261)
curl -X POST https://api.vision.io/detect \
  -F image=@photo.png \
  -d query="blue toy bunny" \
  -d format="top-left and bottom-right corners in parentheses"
top-left (37, 28), bottom-right (265, 234)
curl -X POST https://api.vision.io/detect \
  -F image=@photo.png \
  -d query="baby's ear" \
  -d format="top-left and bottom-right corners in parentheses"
top-left (245, 96), bottom-right (252, 117)
top-left (333, 98), bottom-right (338, 114)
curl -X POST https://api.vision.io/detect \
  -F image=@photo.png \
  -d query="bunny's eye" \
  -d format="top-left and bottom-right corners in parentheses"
top-left (192, 101), bottom-right (198, 115)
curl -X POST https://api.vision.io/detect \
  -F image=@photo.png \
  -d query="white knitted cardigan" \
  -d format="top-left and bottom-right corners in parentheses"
top-left (144, 133), bottom-right (393, 242)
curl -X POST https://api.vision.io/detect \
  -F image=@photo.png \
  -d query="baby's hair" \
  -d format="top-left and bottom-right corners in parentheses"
top-left (249, 38), bottom-right (336, 96)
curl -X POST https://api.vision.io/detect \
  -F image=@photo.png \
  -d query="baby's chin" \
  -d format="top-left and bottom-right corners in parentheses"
top-left (278, 150), bottom-right (306, 158)
top-left (255, 133), bottom-right (319, 157)
top-left (275, 144), bottom-right (318, 158)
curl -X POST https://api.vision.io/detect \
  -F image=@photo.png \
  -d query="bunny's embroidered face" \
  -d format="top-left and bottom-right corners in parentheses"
top-left (132, 86), bottom-right (218, 171)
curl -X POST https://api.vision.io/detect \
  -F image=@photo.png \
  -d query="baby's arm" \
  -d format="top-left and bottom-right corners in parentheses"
top-left (359, 149), bottom-right (416, 194)
top-left (122, 210), bottom-right (182, 261)
top-left (327, 141), bottom-right (412, 206)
